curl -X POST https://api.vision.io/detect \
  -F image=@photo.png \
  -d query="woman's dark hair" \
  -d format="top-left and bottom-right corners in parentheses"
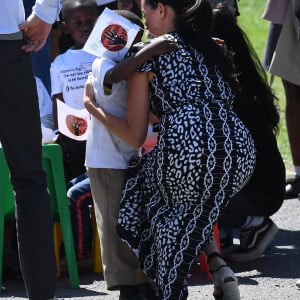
top-left (61, 0), bottom-right (99, 20)
top-left (211, 4), bottom-right (280, 133)
top-left (114, 9), bottom-right (144, 29)
top-left (145, 0), bottom-right (237, 91)
top-left (130, 0), bottom-right (143, 18)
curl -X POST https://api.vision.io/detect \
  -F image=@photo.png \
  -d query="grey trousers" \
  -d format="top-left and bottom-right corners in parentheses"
top-left (88, 168), bottom-right (148, 290)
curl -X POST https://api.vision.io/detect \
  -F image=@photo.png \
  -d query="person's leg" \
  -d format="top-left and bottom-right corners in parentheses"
top-left (262, 23), bottom-right (282, 72)
top-left (67, 175), bottom-right (93, 261)
top-left (88, 168), bottom-right (148, 293)
top-left (220, 191), bottom-right (278, 262)
top-left (202, 239), bottom-right (240, 300)
top-left (218, 191), bottom-right (258, 229)
top-left (0, 40), bottom-right (56, 299)
top-left (284, 80), bottom-right (300, 166)
top-left (282, 80), bottom-right (300, 198)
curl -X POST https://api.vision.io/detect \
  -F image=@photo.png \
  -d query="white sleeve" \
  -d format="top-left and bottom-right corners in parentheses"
top-left (92, 58), bottom-right (116, 98)
top-left (32, 0), bottom-right (62, 23)
top-left (35, 77), bottom-right (53, 117)
top-left (50, 58), bottom-right (63, 97)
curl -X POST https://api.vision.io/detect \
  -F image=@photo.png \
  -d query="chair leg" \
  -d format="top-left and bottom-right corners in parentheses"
top-left (42, 144), bottom-right (79, 288)
top-left (198, 223), bottom-right (221, 280)
top-left (59, 217), bottom-right (79, 288)
top-left (0, 212), bottom-right (4, 291)
top-left (91, 208), bottom-right (103, 273)
top-left (53, 222), bottom-right (62, 277)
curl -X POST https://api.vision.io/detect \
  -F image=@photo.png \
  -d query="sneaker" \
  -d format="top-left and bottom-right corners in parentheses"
top-left (119, 285), bottom-right (144, 300)
top-left (296, 280), bottom-right (300, 288)
top-left (139, 282), bottom-right (160, 300)
top-left (227, 218), bottom-right (278, 262)
top-left (219, 228), bottom-right (235, 257)
top-left (285, 175), bottom-right (300, 199)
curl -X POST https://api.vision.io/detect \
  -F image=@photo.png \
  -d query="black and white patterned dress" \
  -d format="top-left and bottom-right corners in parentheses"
top-left (117, 32), bottom-right (256, 299)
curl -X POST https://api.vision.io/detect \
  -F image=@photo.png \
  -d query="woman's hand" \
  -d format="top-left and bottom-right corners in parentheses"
top-left (137, 34), bottom-right (179, 57)
top-left (84, 73), bottom-right (99, 114)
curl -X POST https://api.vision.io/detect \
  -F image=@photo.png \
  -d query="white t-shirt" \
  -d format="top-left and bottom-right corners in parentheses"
top-left (50, 48), bottom-right (97, 109)
top-left (36, 77), bottom-right (52, 118)
top-left (85, 57), bottom-right (138, 169)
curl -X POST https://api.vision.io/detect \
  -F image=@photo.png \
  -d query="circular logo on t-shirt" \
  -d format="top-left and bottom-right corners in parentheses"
top-left (101, 24), bottom-right (128, 51)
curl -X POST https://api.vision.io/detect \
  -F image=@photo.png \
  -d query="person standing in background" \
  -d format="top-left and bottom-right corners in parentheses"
top-left (50, 0), bottom-right (99, 182)
top-left (262, 0), bottom-right (300, 199)
top-left (0, 0), bottom-right (63, 299)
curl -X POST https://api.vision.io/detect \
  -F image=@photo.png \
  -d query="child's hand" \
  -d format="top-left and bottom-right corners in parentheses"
top-left (142, 34), bottom-right (179, 57)
top-left (84, 73), bottom-right (101, 117)
top-left (84, 73), bottom-right (96, 109)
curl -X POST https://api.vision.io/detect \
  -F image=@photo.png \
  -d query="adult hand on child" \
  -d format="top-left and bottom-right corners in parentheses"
top-left (84, 73), bottom-right (99, 114)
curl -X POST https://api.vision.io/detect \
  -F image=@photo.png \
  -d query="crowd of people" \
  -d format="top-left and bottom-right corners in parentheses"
top-left (1, 0), bottom-right (299, 299)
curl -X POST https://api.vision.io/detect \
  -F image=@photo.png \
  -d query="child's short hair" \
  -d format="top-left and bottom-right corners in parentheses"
top-left (114, 9), bottom-right (144, 30)
top-left (62, 0), bottom-right (99, 20)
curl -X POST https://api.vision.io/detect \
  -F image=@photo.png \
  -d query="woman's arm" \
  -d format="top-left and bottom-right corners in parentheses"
top-left (104, 34), bottom-right (177, 84)
top-left (84, 72), bottom-right (150, 148)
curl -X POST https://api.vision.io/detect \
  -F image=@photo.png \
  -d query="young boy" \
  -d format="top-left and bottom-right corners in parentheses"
top-left (50, 0), bottom-right (99, 182)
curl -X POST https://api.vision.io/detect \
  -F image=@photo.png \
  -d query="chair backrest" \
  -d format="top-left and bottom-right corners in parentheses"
top-left (42, 144), bottom-right (67, 220)
top-left (0, 148), bottom-right (15, 217)
top-left (0, 144), bottom-right (67, 219)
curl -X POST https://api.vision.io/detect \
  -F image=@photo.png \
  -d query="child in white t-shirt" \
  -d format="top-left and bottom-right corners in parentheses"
top-left (35, 76), bottom-right (54, 131)
top-left (50, 0), bottom-right (99, 182)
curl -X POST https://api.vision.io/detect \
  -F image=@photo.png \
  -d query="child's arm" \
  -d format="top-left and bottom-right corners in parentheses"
top-left (104, 34), bottom-right (178, 85)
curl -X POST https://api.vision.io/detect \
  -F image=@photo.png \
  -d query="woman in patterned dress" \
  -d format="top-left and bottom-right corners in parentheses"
top-left (84, 1), bottom-right (256, 299)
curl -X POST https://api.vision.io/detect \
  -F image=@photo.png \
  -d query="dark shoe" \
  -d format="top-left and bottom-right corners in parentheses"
top-left (119, 285), bottom-right (145, 300)
top-left (285, 175), bottom-right (300, 199)
top-left (219, 228), bottom-right (235, 258)
top-left (227, 218), bottom-right (278, 262)
top-left (139, 282), bottom-right (160, 300)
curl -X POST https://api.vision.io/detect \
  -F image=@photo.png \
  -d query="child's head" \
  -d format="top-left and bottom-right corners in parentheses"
top-left (114, 9), bottom-right (144, 44)
top-left (61, 0), bottom-right (99, 49)
top-left (117, 0), bottom-right (142, 18)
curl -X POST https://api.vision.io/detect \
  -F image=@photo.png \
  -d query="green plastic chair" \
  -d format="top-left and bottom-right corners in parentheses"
top-left (0, 143), bottom-right (79, 290)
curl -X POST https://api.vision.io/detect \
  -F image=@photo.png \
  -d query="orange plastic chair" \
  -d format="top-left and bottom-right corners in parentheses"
top-left (53, 205), bottom-right (103, 275)
top-left (90, 207), bottom-right (103, 273)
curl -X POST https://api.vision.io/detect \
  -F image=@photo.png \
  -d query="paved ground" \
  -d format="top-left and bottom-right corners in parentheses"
top-left (1, 198), bottom-right (300, 299)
